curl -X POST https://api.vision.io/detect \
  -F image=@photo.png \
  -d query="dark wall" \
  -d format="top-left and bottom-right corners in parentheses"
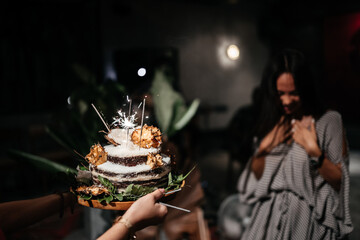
top-left (1, 0), bottom-right (101, 116)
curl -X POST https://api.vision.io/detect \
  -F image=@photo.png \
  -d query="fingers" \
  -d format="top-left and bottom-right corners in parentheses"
top-left (157, 204), bottom-right (168, 217)
top-left (152, 189), bottom-right (167, 216)
top-left (291, 120), bottom-right (303, 132)
top-left (291, 121), bottom-right (298, 133)
top-left (151, 189), bottom-right (165, 201)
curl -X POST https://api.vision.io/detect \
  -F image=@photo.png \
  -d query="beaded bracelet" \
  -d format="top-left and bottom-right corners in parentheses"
top-left (113, 216), bottom-right (136, 239)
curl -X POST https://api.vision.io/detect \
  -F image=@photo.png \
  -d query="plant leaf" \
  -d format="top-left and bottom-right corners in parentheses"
top-left (45, 126), bottom-right (75, 153)
top-left (150, 69), bottom-right (185, 134)
top-left (9, 149), bottom-right (76, 174)
top-left (174, 99), bottom-right (200, 131)
top-left (168, 172), bottom-right (173, 185)
top-left (150, 69), bottom-right (200, 137)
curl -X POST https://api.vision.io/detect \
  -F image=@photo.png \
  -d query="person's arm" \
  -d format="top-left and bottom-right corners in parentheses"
top-left (0, 192), bottom-right (76, 233)
top-left (251, 120), bottom-right (292, 179)
top-left (98, 189), bottom-right (168, 240)
top-left (251, 153), bottom-right (266, 180)
top-left (318, 157), bottom-right (342, 191)
top-left (292, 119), bottom-right (343, 191)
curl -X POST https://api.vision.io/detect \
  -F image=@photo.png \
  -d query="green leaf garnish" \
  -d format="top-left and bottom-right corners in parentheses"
top-left (75, 166), bottom-right (196, 202)
top-left (98, 175), bottom-right (115, 193)
top-left (113, 193), bottom-right (123, 201)
top-left (105, 195), bottom-right (113, 204)
top-left (168, 172), bottom-right (173, 185)
top-left (79, 194), bottom-right (92, 200)
top-left (79, 165), bottom-right (89, 171)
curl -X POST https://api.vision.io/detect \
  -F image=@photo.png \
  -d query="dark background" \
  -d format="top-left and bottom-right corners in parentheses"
top-left (1, 0), bottom-right (360, 238)
top-left (2, 0), bottom-right (360, 123)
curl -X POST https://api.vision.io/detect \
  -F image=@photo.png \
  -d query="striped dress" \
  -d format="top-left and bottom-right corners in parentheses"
top-left (237, 111), bottom-right (353, 239)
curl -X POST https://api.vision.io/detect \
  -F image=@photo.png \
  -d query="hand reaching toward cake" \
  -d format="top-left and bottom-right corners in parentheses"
top-left (122, 188), bottom-right (168, 231)
top-left (97, 189), bottom-right (168, 240)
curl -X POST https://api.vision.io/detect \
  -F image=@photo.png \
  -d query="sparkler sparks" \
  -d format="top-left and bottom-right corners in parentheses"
top-left (112, 110), bottom-right (137, 129)
top-left (107, 97), bottom-right (149, 148)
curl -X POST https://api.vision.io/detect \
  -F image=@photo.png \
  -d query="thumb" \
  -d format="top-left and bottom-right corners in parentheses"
top-left (151, 188), bottom-right (165, 201)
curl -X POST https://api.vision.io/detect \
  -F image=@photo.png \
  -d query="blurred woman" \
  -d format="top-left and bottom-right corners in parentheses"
top-left (238, 49), bottom-right (353, 239)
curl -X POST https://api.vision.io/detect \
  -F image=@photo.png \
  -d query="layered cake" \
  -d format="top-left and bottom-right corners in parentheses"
top-left (84, 125), bottom-right (172, 194)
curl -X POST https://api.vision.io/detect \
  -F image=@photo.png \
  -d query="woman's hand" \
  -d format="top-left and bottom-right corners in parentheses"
top-left (292, 118), bottom-right (322, 157)
top-left (123, 189), bottom-right (168, 231)
top-left (98, 189), bottom-right (168, 240)
top-left (252, 117), bottom-right (291, 179)
top-left (258, 118), bottom-right (292, 156)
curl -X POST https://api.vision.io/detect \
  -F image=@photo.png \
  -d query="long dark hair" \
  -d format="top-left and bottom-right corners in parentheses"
top-left (255, 49), bottom-right (326, 140)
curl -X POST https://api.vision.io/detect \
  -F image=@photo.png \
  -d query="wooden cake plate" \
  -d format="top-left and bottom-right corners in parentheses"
top-left (77, 181), bottom-right (185, 211)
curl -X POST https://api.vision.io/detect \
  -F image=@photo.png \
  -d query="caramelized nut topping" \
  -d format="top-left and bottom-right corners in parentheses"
top-left (76, 185), bottom-right (110, 196)
top-left (131, 124), bottom-right (162, 149)
top-left (86, 144), bottom-right (108, 166)
top-left (147, 153), bottom-right (163, 169)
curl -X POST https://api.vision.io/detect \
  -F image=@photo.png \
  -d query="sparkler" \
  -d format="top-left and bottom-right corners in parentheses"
top-left (139, 98), bottom-right (146, 150)
top-left (127, 97), bottom-right (133, 145)
top-left (158, 202), bottom-right (190, 213)
top-left (164, 188), bottom-right (182, 196)
top-left (111, 97), bottom-right (138, 146)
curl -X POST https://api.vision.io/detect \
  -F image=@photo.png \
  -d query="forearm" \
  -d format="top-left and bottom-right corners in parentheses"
top-left (0, 192), bottom-right (75, 233)
top-left (318, 157), bottom-right (342, 191)
top-left (98, 210), bottom-right (139, 239)
top-left (251, 154), bottom-right (265, 179)
top-left (97, 221), bottom-right (130, 240)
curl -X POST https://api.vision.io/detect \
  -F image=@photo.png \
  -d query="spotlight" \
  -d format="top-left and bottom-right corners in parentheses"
top-left (226, 44), bottom-right (240, 60)
top-left (137, 68), bottom-right (146, 77)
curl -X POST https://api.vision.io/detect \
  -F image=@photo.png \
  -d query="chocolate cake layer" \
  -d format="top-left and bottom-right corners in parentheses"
top-left (107, 155), bottom-right (147, 166)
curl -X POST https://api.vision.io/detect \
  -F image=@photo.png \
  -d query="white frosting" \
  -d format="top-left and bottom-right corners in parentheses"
top-left (92, 165), bottom-right (170, 182)
top-left (95, 155), bottom-right (170, 174)
top-left (107, 128), bottom-right (132, 145)
top-left (104, 144), bottom-right (160, 158)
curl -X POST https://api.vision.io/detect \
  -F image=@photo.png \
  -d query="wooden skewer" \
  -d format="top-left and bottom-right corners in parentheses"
top-left (139, 99), bottom-right (146, 150)
top-left (91, 103), bottom-right (110, 132)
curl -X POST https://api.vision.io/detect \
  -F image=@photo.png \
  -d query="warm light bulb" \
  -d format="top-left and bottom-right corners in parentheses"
top-left (226, 45), bottom-right (240, 60)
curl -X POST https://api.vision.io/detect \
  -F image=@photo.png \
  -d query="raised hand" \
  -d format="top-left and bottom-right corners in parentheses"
top-left (291, 117), bottom-right (322, 157)
top-left (258, 117), bottom-right (292, 156)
